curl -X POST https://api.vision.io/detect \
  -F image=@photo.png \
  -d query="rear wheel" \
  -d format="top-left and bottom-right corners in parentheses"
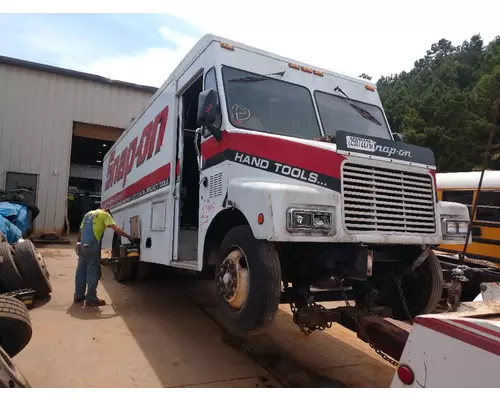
top-left (110, 233), bottom-right (133, 282)
top-left (0, 295), bottom-right (32, 358)
top-left (215, 225), bottom-right (281, 336)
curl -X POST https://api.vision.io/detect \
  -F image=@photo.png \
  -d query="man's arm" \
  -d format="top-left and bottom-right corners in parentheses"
top-left (108, 224), bottom-right (134, 241)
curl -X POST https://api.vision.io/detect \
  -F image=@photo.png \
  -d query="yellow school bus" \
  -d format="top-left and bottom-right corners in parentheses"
top-left (436, 171), bottom-right (500, 267)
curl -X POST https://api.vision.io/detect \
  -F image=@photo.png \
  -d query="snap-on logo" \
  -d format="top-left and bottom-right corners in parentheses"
top-left (105, 105), bottom-right (169, 191)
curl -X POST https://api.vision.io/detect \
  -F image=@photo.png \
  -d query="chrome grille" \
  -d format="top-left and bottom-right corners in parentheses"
top-left (342, 163), bottom-right (436, 234)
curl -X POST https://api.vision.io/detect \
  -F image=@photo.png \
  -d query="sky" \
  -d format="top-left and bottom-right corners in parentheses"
top-left (0, 2), bottom-right (499, 88)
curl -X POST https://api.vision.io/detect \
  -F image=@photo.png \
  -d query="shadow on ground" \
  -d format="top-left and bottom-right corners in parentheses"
top-left (98, 264), bottom-right (395, 388)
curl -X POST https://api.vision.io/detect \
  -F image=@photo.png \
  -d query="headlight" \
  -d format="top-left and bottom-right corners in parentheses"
top-left (287, 208), bottom-right (334, 234)
top-left (441, 217), bottom-right (469, 238)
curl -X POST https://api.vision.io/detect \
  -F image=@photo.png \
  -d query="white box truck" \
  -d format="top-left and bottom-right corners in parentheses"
top-left (101, 34), bottom-right (470, 338)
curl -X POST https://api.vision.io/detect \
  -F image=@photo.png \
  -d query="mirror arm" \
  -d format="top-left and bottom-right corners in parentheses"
top-left (206, 124), bottom-right (223, 142)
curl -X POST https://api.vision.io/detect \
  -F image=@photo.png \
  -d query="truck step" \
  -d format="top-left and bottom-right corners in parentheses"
top-left (170, 260), bottom-right (198, 270)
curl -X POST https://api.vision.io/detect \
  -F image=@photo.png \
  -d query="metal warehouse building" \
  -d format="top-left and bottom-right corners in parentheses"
top-left (0, 55), bottom-right (157, 236)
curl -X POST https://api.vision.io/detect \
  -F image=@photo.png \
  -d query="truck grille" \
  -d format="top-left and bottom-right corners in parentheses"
top-left (342, 163), bottom-right (436, 234)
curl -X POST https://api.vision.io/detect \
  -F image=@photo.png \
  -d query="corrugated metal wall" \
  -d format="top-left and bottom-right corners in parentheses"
top-left (0, 64), bottom-right (154, 234)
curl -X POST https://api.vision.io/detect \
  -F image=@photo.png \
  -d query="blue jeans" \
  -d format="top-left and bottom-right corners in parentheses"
top-left (74, 248), bottom-right (102, 303)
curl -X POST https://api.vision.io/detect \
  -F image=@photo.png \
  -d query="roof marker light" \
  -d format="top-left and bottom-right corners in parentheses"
top-left (220, 42), bottom-right (234, 51)
top-left (365, 84), bottom-right (376, 92)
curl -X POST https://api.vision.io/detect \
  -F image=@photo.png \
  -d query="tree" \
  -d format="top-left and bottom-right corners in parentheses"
top-left (359, 73), bottom-right (372, 81)
top-left (377, 34), bottom-right (500, 172)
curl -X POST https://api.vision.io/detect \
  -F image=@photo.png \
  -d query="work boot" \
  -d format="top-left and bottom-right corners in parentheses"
top-left (86, 298), bottom-right (106, 307)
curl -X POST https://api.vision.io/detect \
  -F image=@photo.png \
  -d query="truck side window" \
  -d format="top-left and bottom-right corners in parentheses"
top-left (476, 191), bottom-right (500, 223)
top-left (204, 68), bottom-right (221, 129)
top-left (442, 190), bottom-right (474, 217)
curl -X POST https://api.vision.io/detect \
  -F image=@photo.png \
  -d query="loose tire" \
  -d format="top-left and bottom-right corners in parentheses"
top-left (0, 345), bottom-right (31, 388)
top-left (13, 240), bottom-right (52, 298)
top-left (0, 243), bottom-right (26, 292)
top-left (215, 225), bottom-right (281, 336)
top-left (0, 295), bottom-right (32, 358)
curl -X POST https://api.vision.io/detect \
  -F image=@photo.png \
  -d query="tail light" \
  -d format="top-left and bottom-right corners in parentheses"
top-left (397, 364), bottom-right (415, 385)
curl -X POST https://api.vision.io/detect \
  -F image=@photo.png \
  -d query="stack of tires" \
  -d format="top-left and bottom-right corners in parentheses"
top-left (0, 295), bottom-right (32, 387)
top-left (0, 236), bottom-right (50, 388)
top-left (0, 237), bottom-right (52, 298)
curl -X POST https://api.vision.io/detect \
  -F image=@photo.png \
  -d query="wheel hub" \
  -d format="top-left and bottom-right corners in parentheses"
top-left (217, 249), bottom-right (249, 309)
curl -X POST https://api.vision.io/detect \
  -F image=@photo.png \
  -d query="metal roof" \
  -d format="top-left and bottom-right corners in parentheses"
top-left (0, 54), bottom-right (158, 94)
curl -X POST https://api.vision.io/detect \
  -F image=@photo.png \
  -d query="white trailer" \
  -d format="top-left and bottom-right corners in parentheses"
top-left (390, 282), bottom-right (500, 388)
top-left (101, 34), bottom-right (470, 337)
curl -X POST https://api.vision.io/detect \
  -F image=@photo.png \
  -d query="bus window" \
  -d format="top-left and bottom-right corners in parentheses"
top-left (442, 190), bottom-right (474, 216)
top-left (476, 191), bottom-right (500, 223)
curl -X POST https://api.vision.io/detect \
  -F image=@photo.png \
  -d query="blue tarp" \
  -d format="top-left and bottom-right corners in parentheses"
top-left (0, 215), bottom-right (22, 243)
top-left (0, 202), bottom-right (30, 243)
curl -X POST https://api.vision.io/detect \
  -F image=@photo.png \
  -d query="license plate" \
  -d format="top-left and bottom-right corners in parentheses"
top-left (346, 135), bottom-right (375, 152)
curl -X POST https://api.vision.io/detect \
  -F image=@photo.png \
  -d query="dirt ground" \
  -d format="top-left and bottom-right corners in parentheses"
top-left (13, 244), bottom-right (396, 388)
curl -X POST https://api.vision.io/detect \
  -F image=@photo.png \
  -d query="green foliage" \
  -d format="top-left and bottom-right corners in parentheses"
top-left (377, 34), bottom-right (500, 172)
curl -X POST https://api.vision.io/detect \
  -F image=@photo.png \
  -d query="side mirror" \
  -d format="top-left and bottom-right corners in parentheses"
top-left (392, 132), bottom-right (404, 142)
top-left (197, 89), bottom-right (222, 142)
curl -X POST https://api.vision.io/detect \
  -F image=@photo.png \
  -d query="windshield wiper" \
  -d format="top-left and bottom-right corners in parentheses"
top-left (333, 86), bottom-right (382, 126)
top-left (229, 70), bottom-right (285, 83)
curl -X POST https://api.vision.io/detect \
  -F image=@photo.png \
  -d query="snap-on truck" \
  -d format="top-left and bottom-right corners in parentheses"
top-left (101, 34), bottom-right (470, 347)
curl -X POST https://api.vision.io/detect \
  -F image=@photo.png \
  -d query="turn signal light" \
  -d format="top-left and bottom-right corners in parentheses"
top-left (257, 213), bottom-right (265, 225)
top-left (397, 364), bottom-right (415, 385)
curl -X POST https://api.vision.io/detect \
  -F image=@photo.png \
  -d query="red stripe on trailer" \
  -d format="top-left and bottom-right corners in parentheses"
top-left (201, 130), bottom-right (346, 179)
top-left (414, 317), bottom-right (500, 356)
top-left (450, 318), bottom-right (500, 339)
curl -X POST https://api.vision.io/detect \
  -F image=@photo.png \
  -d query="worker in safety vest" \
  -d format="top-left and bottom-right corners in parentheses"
top-left (74, 208), bottom-right (136, 306)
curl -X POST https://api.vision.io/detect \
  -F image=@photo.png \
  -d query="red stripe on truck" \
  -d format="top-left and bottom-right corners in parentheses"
top-left (414, 316), bottom-right (500, 356)
top-left (102, 162), bottom-right (177, 210)
top-left (201, 130), bottom-right (346, 179)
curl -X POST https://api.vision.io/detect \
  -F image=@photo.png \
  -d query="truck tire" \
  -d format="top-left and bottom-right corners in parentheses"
top-left (215, 225), bottom-right (281, 336)
top-left (0, 243), bottom-right (26, 292)
top-left (0, 295), bottom-right (32, 358)
top-left (13, 240), bottom-right (52, 298)
top-left (378, 248), bottom-right (443, 320)
top-left (0, 345), bottom-right (31, 388)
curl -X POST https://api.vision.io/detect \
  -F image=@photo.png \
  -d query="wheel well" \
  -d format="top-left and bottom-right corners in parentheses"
top-left (203, 208), bottom-right (250, 269)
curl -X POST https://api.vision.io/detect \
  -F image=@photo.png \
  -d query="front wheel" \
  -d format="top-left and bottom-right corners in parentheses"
top-left (215, 225), bottom-right (281, 336)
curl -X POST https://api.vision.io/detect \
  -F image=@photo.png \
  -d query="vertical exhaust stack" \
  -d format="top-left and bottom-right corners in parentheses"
top-left (459, 98), bottom-right (500, 264)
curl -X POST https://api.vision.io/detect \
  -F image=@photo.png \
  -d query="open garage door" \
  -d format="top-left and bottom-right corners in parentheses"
top-left (68, 122), bottom-right (125, 231)
top-left (72, 121), bottom-right (124, 141)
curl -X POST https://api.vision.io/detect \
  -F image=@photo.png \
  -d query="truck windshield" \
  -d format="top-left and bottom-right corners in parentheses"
top-left (314, 91), bottom-right (392, 140)
top-left (222, 66), bottom-right (321, 140)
